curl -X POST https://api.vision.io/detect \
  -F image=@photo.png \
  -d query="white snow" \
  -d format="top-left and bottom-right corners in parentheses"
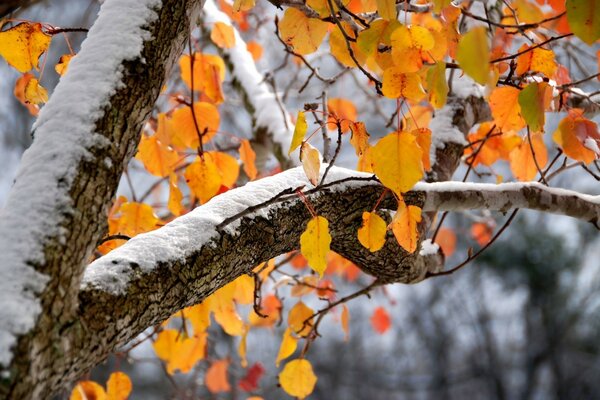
top-left (429, 102), bottom-right (468, 164)
top-left (201, 0), bottom-right (295, 156)
top-left (82, 165), bottom-right (373, 294)
top-left (419, 239), bottom-right (439, 256)
top-left (0, 0), bottom-right (161, 367)
top-left (584, 138), bottom-right (600, 157)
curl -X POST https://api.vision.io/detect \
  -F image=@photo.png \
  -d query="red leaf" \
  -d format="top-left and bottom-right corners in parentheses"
top-left (370, 307), bottom-right (391, 334)
top-left (238, 363), bottom-right (265, 392)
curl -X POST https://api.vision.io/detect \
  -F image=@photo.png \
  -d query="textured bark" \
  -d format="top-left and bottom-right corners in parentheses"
top-left (0, 0), bottom-right (205, 398)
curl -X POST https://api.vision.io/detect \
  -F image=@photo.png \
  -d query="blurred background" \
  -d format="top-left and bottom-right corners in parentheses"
top-left (1, 1), bottom-right (600, 399)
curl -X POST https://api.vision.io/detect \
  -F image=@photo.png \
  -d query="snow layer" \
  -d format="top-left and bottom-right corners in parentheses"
top-left (83, 166), bottom-right (372, 294)
top-left (202, 0), bottom-right (295, 154)
top-left (0, 0), bottom-right (161, 367)
top-left (419, 239), bottom-right (439, 257)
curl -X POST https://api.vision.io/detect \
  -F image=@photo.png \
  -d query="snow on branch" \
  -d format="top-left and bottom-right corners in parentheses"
top-left (201, 0), bottom-right (295, 161)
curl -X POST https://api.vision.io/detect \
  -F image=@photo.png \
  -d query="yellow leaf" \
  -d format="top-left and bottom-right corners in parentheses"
top-left (153, 329), bottom-right (207, 374)
top-left (489, 87), bottom-right (526, 132)
top-left (279, 359), bottom-right (318, 399)
top-left (233, 0), bottom-right (255, 12)
top-left (136, 134), bottom-right (179, 177)
top-left (106, 372), bottom-right (132, 400)
top-left (381, 68), bottom-right (426, 101)
top-left (205, 359), bottom-right (231, 393)
top-left (23, 77), bottom-right (47, 104)
top-left (329, 23), bottom-right (366, 68)
top-left (515, 45), bottom-right (557, 78)
top-left (211, 22), bottom-right (236, 49)
top-left (214, 303), bottom-right (245, 336)
top-left (349, 121), bottom-right (370, 156)
top-left (391, 200), bottom-right (422, 253)
top-left (377, 0), bottom-right (396, 20)
top-left (509, 133), bottom-right (548, 181)
top-left (168, 174), bottom-right (184, 216)
top-left (184, 155), bottom-right (223, 204)
top-left (391, 25), bottom-right (435, 73)
top-left (357, 211), bottom-right (387, 252)
top-left (233, 274), bottom-right (254, 305)
top-left (55, 54), bottom-right (73, 76)
top-left (186, 301), bottom-right (211, 334)
top-left (239, 326), bottom-right (248, 368)
top-left (300, 142), bottom-right (321, 186)
top-left (168, 102), bottom-right (220, 148)
top-left (290, 111), bottom-right (307, 155)
top-left (13, 73), bottom-right (39, 115)
top-left (279, 8), bottom-right (329, 55)
top-left (456, 26), bottom-right (490, 85)
top-left (0, 22), bottom-right (51, 72)
top-left (276, 328), bottom-right (298, 367)
top-left (288, 301), bottom-right (314, 337)
top-left (300, 216), bottom-right (332, 277)
top-left (114, 202), bottom-right (160, 237)
top-left (411, 127), bottom-right (432, 171)
top-left (371, 131), bottom-right (424, 195)
top-left (240, 139), bottom-right (258, 180)
top-left (70, 381), bottom-right (107, 400)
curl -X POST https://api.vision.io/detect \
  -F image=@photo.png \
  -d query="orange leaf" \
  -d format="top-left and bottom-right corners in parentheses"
top-left (357, 211), bottom-right (387, 252)
top-left (411, 127), bottom-right (432, 171)
top-left (249, 294), bottom-right (281, 327)
top-left (0, 22), bottom-right (51, 72)
top-left (341, 304), bottom-right (350, 341)
top-left (179, 53), bottom-right (225, 103)
top-left (349, 121), bottom-right (370, 156)
top-left (391, 199), bottom-right (422, 253)
top-left (211, 22), bottom-right (236, 49)
top-left (509, 133), bottom-right (548, 181)
top-left (553, 111), bottom-right (599, 165)
top-left (327, 98), bottom-right (357, 133)
top-left (212, 151), bottom-right (240, 188)
top-left (471, 222), bottom-right (492, 246)
top-left (435, 228), bottom-right (456, 257)
top-left (240, 139), bottom-right (258, 180)
top-left (168, 102), bottom-right (220, 148)
top-left (168, 174), bottom-right (184, 216)
top-left (489, 87), bottom-right (526, 132)
top-left (113, 202), bottom-right (160, 237)
top-left (515, 45), bottom-right (557, 78)
top-left (70, 381), bottom-right (107, 400)
top-left (300, 142), bottom-right (321, 186)
top-left (14, 73), bottom-right (40, 115)
top-left (246, 41), bottom-right (263, 61)
top-left (300, 216), bottom-right (331, 276)
top-left (106, 372), bottom-right (132, 400)
top-left (370, 306), bottom-right (391, 334)
top-left (279, 359), bottom-right (318, 399)
top-left (279, 8), bottom-right (329, 55)
top-left (23, 77), bottom-right (47, 105)
top-left (371, 131), bottom-right (424, 195)
top-left (136, 134), bottom-right (179, 177)
top-left (205, 359), bottom-right (231, 393)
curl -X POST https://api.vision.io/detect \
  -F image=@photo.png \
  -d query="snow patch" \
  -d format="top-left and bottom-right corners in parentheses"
top-left (0, 0), bottom-right (161, 368)
top-left (419, 239), bottom-right (439, 256)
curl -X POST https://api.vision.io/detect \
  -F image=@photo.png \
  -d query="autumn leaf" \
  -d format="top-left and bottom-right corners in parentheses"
top-left (489, 87), bottom-right (526, 132)
top-left (411, 127), bottom-right (432, 171)
top-left (168, 102), bottom-right (220, 148)
top-left (288, 301), bottom-right (314, 336)
top-left (357, 19), bottom-right (399, 58)
top-left (300, 142), bottom-right (321, 186)
top-left (113, 202), bottom-right (160, 237)
top-left (330, 22), bottom-right (367, 68)
top-left (70, 381), bottom-right (106, 400)
top-left (435, 227), bottom-right (456, 257)
top-left (0, 22), bottom-right (51, 73)
top-left (276, 328), bottom-right (298, 367)
top-left (279, 8), bottom-right (329, 55)
top-left (212, 151), bottom-right (240, 188)
top-left (464, 122), bottom-right (520, 167)
top-left (341, 304), bottom-right (350, 341)
top-left (426, 61), bottom-right (448, 109)
top-left (553, 110), bottom-right (600, 164)
top-left (371, 131), bottom-right (424, 195)
top-left (55, 54), bottom-right (74, 76)
top-left (179, 53), bottom-right (225, 103)
top-left (390, 24), bottom-right (435, 73)
top-left (13, 73), bottom-right (39, 115)
top-left (211, 22), bottom-right (236, 49)
top-left (153, 329), bottom-right (207, 374)
top-left (509, 133), bottom-right (548, 181)
top-left (239, 363), bottom-right (265, 392)
top-left (456, 26), bottom-right (490, 85)
top-left (357, 211), bottom-right (387, 252)
top-left (376, 0), bottom-right (396, 20)
top-left (136, 134), bottom-right (179, 177)
top-left (300, 216), bottom-right (332, 276)
top-left (185, 155), bottom-right (223, 204)
top-left (381, 68), bottom-right (426, 101)
top-left (246, 41), bottom-right (263, 60)
top-left (279, 359), bottom-right (318, 399)
top-left (566, 0), bottom-right (600, 45)
top-left (168, 174), bottom-right (184, 216)
top-left (370, 306), bottom-right (391, 334)
top-left (206, 359), bottom-right (231, 393)
top-left (518, 82), bottom-right (552, 133)
top-left (289, 111), bottom-right (307, 155)
top-left (515, 45), bottom-right (557, 78)
top-left (186, 301), bottom-right (211, 334)
top-left (471, 222), bottom-right (493, 246)
top-left (327, 98), bottom-right (357, 133)
top-left (23, 77), bottom-right (48, 105)
top-left (391, 200), bottom-right (422, 253)
top-left (233, 0), bottom-right (255, 11)
top-left (106, 372), bottom-right (132, 400)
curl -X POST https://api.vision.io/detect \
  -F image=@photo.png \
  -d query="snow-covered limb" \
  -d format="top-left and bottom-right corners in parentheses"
top-left (201, 0), bottom-right (295, 166)
top-left (0, 0), bottom-right (205, 397)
